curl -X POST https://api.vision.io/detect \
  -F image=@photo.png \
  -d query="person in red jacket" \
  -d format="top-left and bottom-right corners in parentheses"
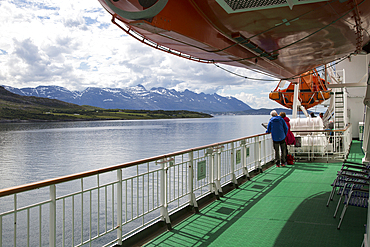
top-left (279, 112), bottom-right (296, 145)
top-left (280, 112), bottom-right (296, 165)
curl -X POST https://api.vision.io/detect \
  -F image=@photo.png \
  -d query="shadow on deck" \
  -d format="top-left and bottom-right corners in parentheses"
top-left (142, 141), bottom-right (366, 247)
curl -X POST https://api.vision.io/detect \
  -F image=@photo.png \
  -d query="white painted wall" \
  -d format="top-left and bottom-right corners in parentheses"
top-left (335, 54), bottom-right (369, 138)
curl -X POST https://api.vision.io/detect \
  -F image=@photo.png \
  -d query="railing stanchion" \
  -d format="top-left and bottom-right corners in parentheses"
top-left (117, 169), bottom-right (123, 245)
top-left (230, 142), bottom-right (238, 188)
top-left (49, 185), bottom-right (56, 247)
top-left (215, 148), bottom-right (223, 197)
top-left (188, 152), bottom-right (199, 213)
top-left (80, 179), bottom-right (84, 245)
top-left (259, 139), bottom-right (262, 172)
top-left (261, 136), bottom-right (264, 165)
top-left (310, 134), bottom-right (313, 161)
top-left (208, 148), bottom-right (221, 199)
top-left (13, 194), bottom-right (17, 247)
top-left (0, 216), bottom-right (2, 247)
top-left (254, 137), bottom-right (262, 173)
top-left (241, 140), bottom-right (250, 180)
top-left (159, 160), bottom-right (172, 230)
top-left (206, 148), bottom-right (214, 195)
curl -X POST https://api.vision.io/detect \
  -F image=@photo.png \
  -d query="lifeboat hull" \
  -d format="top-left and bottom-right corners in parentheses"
top-left (98, 0), bottom-right (370, 79)
top-left (269, 70), bottom-right (331, 109)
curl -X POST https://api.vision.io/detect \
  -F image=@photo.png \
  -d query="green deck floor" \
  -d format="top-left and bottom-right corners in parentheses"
top-left (144, 141), bottom-right (367, 247)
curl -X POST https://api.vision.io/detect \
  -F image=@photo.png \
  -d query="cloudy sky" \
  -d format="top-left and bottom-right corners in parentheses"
top-left (0, 0), bottom-right (283, 109)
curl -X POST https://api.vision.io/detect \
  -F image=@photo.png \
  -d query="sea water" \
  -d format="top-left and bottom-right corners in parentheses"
top-left (0, 115), bottom-right (271, 246)
top-left (0, 115), bottom-right (269, 190)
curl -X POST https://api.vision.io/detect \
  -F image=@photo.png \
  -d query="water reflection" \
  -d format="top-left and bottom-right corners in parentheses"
top-left (0, 115), bottom-right (269, 189)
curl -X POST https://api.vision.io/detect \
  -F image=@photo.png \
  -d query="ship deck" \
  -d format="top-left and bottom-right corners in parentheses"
top-left (143, 141), bottom-right (366, 247)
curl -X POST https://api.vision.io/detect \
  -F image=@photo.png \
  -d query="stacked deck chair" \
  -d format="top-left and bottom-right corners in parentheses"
top-left (336, 180), bottom-right (369, 229)
top-left (327, 160), bottom-right (370, 229)
top-left (327, 161), bottom-right (370, 207)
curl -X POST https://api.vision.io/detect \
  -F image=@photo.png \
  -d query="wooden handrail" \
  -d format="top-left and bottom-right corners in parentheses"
top-left (0, 133), bottom-right (269, 197)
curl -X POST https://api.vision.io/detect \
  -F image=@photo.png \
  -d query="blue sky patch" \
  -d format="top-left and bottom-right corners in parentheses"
top-left (0, 49), bottom-right (8, 55)
top-left (34, 2), bottom-right (58, 10)
top-left (98, 23), bottom-right (110, 29)
top-left (78, 62), bottom-right (90, 71)
top-left (83, 17), bottom-right (98, 25)
top-left (38, 16), bottom-right (50, 20)
top-left (13, 0), bottom-right (59, 10)
top-left (86, 8), bottom-right (103, 13)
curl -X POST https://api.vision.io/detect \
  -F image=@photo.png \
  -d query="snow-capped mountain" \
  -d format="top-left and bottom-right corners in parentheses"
top-left (3, 85), bottom-right (252, 112)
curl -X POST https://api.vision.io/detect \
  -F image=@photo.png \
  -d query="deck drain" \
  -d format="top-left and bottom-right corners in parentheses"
top-left (252, 185), bottom-right (265, 189)
top-left (216, 207), bottom-right (234, 215)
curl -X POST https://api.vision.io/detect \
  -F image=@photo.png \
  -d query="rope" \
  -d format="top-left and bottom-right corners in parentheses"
top-left (213, 63), bottom-right (279, 81)
top-left (211, 0), bottom-right (368, 63)
top-left (213, 52), bottom-right (353, 81)
top-left (204, 0), bottom-right (338, 53)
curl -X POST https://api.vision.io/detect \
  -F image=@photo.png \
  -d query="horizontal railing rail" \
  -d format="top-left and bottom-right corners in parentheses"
top-left (289, 124), bottom-right (352, 160)
top-left (0, 133), bottom-right (269, 198)
top-left (0, 132), bottom-right (274, 247)
top-left (291, 123), bottom-right (351, 133)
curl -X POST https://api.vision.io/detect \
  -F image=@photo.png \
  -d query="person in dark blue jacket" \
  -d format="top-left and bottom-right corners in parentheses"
top-left (266, 110), bottom-right (288, 167)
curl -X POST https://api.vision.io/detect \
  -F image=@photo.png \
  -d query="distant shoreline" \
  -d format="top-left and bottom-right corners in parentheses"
top-left (0, 114), bottom-right (213, 124)
top-left (0, 118), bottom-right (113, 123)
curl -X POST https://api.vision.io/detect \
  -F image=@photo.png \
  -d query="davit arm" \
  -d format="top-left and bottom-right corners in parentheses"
top-left (292, 83), bottom-right (309, 119)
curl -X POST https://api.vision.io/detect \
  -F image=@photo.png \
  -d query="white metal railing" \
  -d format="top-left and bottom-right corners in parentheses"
top-left (289, 124), bottom-right (352, 160)
top-left (0, 133), bottom-right (274, 247)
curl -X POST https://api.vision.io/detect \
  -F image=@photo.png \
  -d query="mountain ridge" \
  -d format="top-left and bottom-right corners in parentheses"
top-left (0, 86), bottom-right (212, 121)
top-left (3, 85), bottom-right (252, 113)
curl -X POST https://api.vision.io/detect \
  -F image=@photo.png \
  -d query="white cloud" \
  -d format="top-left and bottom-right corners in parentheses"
top-left (0, 0), bottom-right (281, 108)
top-left (218, 91), bottom-right (282, 109)
top-left (235, 92), bottom-right (282, 109)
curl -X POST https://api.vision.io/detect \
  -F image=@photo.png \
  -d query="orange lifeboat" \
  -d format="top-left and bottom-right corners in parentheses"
top-left (269, 69), bottom-right (331, 110)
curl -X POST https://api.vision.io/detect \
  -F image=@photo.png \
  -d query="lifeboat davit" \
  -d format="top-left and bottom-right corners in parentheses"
top-left (269, 69), bottom-right (331, 110)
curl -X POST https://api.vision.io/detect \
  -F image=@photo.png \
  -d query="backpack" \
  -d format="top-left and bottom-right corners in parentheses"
top-left (287, 154), bottom-right (294, 165)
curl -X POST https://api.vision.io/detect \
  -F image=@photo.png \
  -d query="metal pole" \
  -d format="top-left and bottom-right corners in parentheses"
top-left (0, 216), bottom-right (2, 247)
top-left (117, 169), bottom-right (123, 246)
top-left (80, 180), bottom-right (84, 245)
top-left (14, 194), bottom-right (17, 247)
top-left (188, 152), bottom-right (199, 213)
top-left (214, 150), bottom-right (218, 190)
top-left (230, 142), bottom-right (238, 187)
top-left (258, 139), bottom-right (262, 172)
top-left (207, 148), bottom-right (214, 193)
top-left (292, 83), bottom-right (300, 119)
top-left (254, 137), bottom-right (262, 172)
top-left (160, 160), bottom-right (171, 230)
top-left (215, 150), bottom-right (223, 196)
top-left (188, 152), bottom-right (194, 205)
top-left (49, 185), bottom-right (56, 247)
top-left (241, 140), bottom-right (250, 179)
top-left (325, 64), bottom-right (328, 87)
top-left (363, 106), bottom-right (370, 163)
